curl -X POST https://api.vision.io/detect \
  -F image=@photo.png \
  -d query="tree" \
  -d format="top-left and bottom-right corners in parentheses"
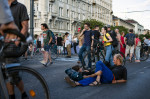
top-left (81, 19), bottom-right (104, 30)
top-left (111, 26), bottom-right (129, 35)
top-left (81, 19), bottom-right (128, 35)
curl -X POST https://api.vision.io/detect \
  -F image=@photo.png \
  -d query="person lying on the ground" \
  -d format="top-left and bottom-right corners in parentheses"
top-left (65, 54), bottom-right (127, 87)
top-left (65, 65), bottom-right (95, 82)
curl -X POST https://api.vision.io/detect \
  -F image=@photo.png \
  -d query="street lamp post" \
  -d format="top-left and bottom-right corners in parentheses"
top-left (30, 0), bottom-right (34, 38)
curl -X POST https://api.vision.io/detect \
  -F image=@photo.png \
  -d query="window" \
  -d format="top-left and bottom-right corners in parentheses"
top-left (67, 9), bottom-right (69, 17)
top-left (67, 23), bottom-right (70, 30)
top-left (59, 7), bottom-right (63, 17)
top-left (34, 19), bottom-right (39, 28)
top-left (78, 13), bottom-right (80, 20)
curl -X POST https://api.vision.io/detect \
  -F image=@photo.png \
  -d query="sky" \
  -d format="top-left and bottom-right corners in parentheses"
top-left (113, 0), bottom-right (150, 29)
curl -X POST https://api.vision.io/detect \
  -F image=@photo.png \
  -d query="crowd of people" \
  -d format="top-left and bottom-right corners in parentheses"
top-left (64, 23), bottom-right (150, 87)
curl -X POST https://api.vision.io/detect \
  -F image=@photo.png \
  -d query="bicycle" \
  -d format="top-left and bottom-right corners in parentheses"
top-left (0, 29), bottom-right (50, 99)
top-left (81, 39), bottom-right (105, 71)
top-left (82, 39), bottom-right (126, 71)
top-left (140, 43), bottom-right (149, 61)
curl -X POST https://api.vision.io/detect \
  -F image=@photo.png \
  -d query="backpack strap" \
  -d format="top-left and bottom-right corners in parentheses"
top-left (105, 33), bottom-right (109, 40)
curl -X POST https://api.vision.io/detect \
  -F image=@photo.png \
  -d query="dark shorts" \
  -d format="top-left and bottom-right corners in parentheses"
top-left (44, 44), bottom-right (50, 52)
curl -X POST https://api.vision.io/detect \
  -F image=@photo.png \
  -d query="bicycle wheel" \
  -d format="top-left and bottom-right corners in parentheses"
top-left (5, 66), bottom-right (50, 99)
top-left (112, 50), bottom-right (126, 66)
top-left (140, 50), bottom-right (149, 61)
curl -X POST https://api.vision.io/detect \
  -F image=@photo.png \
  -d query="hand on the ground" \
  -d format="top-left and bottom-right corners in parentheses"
top-left (112, 80), bottom-right (117, 84)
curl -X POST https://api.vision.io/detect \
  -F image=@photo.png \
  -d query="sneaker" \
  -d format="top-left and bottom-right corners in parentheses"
top-left (92, 62), bottom-right (95, 66)
top-left (40, 60), bottom-right (46, 64)
top-left (64, 77), bottom-right (76, 87)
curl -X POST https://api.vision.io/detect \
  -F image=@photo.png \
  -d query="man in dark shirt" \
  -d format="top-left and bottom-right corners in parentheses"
top-left (78, 23), bottom-right (94, 69)
top-left (57, 33), bottom-right (63, 54)
top-left (7, 0), bottom-right (29, 99)
top-left (9, 0), bottom-right (29, 36)
top-left (92, 25), bottom-right (101, 48)
top-left (125, 29), bottom-right (136, 62)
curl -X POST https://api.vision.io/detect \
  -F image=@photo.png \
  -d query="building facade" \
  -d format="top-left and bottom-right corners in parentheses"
top-left (113, 16), bottom-right (135, 31)
top-left (18, 0), bottom-right (113, 35)
top-left (126, 19), bottom-right (144, 34)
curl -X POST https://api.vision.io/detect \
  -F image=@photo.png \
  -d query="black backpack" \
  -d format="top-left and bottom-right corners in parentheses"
top-left (105, 30), bottom-right (118, 47)
top-left (65, 68), bottom-right (83, 81)
top-left (127, 34), bottom-right (135, 46)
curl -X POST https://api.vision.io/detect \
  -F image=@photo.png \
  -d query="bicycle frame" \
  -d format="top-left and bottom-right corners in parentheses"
top-left (0, 62), bottom-right (21, 99)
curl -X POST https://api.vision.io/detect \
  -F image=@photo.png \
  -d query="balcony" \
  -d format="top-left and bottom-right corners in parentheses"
top-left (92, 0), bottom-right (96, 5)
top-left (50, 0), bottom-right (55, 2)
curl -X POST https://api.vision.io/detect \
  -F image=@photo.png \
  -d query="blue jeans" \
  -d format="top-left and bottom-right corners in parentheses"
top-left (78, 61), bottom-right (114, 86)
top-left (78, 44), bottom-right (91, 68)
top-left (105, 45), bottom-right (114, 66)
top-left (135, 46), bottom-right (140, 60)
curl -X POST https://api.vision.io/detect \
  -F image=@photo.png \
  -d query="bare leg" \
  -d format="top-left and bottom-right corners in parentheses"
top-left (6, 83), bottom-right (14, 95)
top-left (129, 53), bottom-right (133, 60)
top-left (45, 51), bottom-right (49, 63)
top-left (89, 71), bottom-right (102, 86)
top-left (48, 51), bottom-right (52, 62)
top-left (16, 80), bottom-right (25, 93)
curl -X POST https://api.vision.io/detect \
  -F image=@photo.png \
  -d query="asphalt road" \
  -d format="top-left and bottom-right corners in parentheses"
top-left (21, 55), bottom-right (150, 99)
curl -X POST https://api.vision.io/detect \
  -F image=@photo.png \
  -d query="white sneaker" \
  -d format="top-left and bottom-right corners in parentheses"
top-left (40, 60), bottom-right (46, 64)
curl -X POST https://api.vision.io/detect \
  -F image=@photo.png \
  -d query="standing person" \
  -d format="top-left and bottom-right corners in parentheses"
top-left (78, 33), bottom-right (84, 50)
top-left (37, 33), bottom-right (44, 51)
top-left (78, 23), bottom-right (94, 69)
top-left (115, 28), bottom-right (121, 51)
top-left (40, 23), bottom-right (53, 66)
top-left (57, 33), bottom-right (63, 55)
top-left (143, 37), bottom-right (150, 54)
top-left (64, 32), bottom-right (72, 58)
top-left (92, 25), bottom-right (101, 61)
top-left (72, 35), bottom-right (78, 54)
top-left (120, 32), bottom-right (126, 55)
top-left (135, 34), bottom-right (141, 62)
top-left (124, 29), bottom-right (136, 62)
top-left (107, 25), bottom-right (118, 49)
top-left (102, 27), bottom-right (114, 67)
top-left (93, 25), bottom-right (101, 48)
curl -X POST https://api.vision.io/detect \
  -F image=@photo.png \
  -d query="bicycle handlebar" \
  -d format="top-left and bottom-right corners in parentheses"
top-left (1, 29), bottom-right (29, 58)
top-left (3, 29), bottom-right (26, 42)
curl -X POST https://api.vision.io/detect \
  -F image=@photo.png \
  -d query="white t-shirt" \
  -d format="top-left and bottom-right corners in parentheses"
top-left (38, 34), bottom-right (43, 44)
top-left (144, 39), bottom-right (149, 45)
top-left (65, 35), bottom-right (71, 47)
top-left (73, 38), bottom-right (78, 43)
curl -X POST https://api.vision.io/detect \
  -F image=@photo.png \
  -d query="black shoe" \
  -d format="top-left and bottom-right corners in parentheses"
top-left (66, 56), bottom-right (71, 58)
top-left (22, 92), bottom-right (29, 99)
top-left (50, 62), bottom-right (53, 64)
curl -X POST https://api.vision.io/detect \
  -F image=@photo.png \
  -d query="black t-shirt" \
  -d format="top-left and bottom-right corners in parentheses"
top-left (10, 0), bottom-right (29, 31)
top-left (92, 30), bottom-right (101, 40)
top-left (110, 66), bottom-right (127, 80)
top-left (57, 37), bottom-right (63, 46)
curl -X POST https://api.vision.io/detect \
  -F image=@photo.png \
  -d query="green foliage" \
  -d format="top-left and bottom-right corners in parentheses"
top-left (81, 19), bottom-right (104, 30)
top-left (81, 19), bottom-right (128, 34)
top-left (139, 33), bottom-right (150, 42)
top-left (111, 26), bottom-right (129, 35)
